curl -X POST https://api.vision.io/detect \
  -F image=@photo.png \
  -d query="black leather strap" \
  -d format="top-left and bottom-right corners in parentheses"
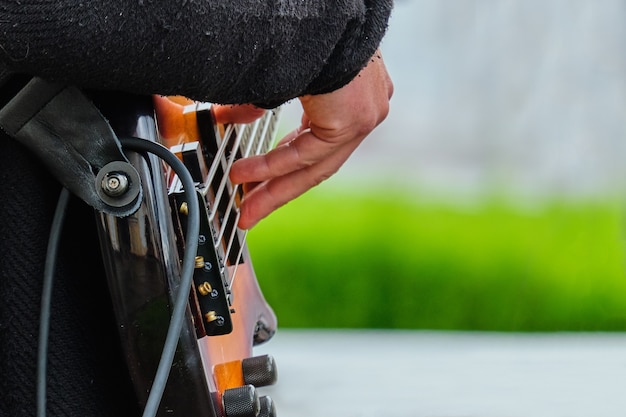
top-left (0, 77), bottom-right (142, 216)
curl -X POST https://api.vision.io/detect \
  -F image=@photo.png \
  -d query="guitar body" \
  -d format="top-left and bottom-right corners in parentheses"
top-left (93, 92), bottom-right (278, 417)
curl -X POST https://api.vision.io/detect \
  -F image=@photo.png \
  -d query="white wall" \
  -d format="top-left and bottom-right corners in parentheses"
top-left (284, 0), bottom-right (626, 200)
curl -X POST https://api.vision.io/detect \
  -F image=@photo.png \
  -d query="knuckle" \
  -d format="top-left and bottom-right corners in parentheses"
top-left (309, 167), bottom-right (338, 188)
top-left (354, 111), bottom-right (384, 136)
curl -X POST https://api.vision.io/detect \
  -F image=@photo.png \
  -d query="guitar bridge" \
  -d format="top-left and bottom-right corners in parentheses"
top-left (172, 191), bottom-right (234, 337)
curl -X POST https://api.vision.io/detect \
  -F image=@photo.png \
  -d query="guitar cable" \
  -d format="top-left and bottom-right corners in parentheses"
top-left (37, 137), bottom-right (201, 417)
top-left (37, 187), bottom-right (70, 417)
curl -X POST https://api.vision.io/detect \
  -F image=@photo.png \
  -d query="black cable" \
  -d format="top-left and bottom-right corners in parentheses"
top-left (119, 137), bottom-right (200, 417)
top-left (37, 187), bottom-right (71, 417)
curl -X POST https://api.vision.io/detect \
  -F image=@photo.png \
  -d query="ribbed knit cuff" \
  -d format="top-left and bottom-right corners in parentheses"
top-left (302, 0), bottom-right (393, 97)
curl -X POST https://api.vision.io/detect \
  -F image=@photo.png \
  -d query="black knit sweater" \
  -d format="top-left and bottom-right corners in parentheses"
top-left (0, 0), bottom-right (392, 107)
top-left (0, 1), bottom-right (392, 416)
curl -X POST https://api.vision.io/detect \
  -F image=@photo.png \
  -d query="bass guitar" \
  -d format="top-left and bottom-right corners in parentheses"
top-left (0, 76), bottom-right (279, 417)
top-left (93, 92), bottom-right (280, 417)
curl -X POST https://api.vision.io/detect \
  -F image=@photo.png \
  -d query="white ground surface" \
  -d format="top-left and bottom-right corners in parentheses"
top-left (255, 330), bottom-right (626, 417)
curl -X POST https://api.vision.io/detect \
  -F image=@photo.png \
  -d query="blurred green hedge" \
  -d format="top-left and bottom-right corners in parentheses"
top-left (247, 186), bottom-right (626, 331)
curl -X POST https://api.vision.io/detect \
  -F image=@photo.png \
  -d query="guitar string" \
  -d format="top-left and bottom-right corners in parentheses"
top-left (226, 114), bottom-right (277, 289)
top-left (225, 113), bottom-right (276, 266)
top-left (207, 121), bottom-right (252, 223)
top-left (201, 123), bottom-right (236, 198)
top-left (199, 110), bottom-right (279, 289)
top-left (198, 117), bottom-right (252, 253)
top-left (226, 114), bottom-right (274, 252)
top-left (210, 116), bottom-right (262, 231)
top-left (215, 115), bottom-right (268, 247)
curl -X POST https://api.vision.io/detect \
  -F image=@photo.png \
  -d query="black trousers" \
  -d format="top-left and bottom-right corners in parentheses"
top-left (0, 133), bottom-right (140, 416)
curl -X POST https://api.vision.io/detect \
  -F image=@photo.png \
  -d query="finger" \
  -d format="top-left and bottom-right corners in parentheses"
top-left (237, 138), bottom-right (360, 229)
top-left (274, 123), bottom-right (307, 148)
top-left (230, 128), bottom-right (344, 185)
top-left (212, 104), bottom-right (266, 124)
top-left (242, 181), bottom-right (261, 194)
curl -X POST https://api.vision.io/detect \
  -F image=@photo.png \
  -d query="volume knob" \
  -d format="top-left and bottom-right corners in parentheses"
top-left (222, 385), bottom-right (259, 417)
top-left (258, 396), bottom-right (276, 417)
top-left (242, 355), bottom-right (278, 387)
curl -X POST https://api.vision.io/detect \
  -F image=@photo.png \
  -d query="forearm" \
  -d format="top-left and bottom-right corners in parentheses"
top-left (0, 0), bottom-right (392, 106)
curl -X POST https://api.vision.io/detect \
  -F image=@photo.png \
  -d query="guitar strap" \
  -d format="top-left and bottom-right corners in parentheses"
top-left (0, 77), bottom-right (142, 217)
top-left (0, 81), bottom-right (141, 416)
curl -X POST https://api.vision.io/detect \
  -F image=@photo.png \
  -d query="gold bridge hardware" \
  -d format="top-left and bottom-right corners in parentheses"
top-left (198, 282), bottom-right (212, 296)
top-left (205, 311), bottom-right (218, 323)
top-left (194, 256), bottom-right (205, 268)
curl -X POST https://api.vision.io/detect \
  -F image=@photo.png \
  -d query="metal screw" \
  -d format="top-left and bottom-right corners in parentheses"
top-left (101, 172), bottom-right (129, 197)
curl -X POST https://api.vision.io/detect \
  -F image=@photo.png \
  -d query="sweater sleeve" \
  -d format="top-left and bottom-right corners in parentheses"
top-left (0, 0), bottom-right (392, 107)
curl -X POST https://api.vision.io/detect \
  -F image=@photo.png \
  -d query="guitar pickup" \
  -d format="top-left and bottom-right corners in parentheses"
top-left (170, 141), bottom-right (209, 184)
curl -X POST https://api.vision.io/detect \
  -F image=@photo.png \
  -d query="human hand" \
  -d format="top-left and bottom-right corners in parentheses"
top-left (230, 51), bottom-right (394, 229)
